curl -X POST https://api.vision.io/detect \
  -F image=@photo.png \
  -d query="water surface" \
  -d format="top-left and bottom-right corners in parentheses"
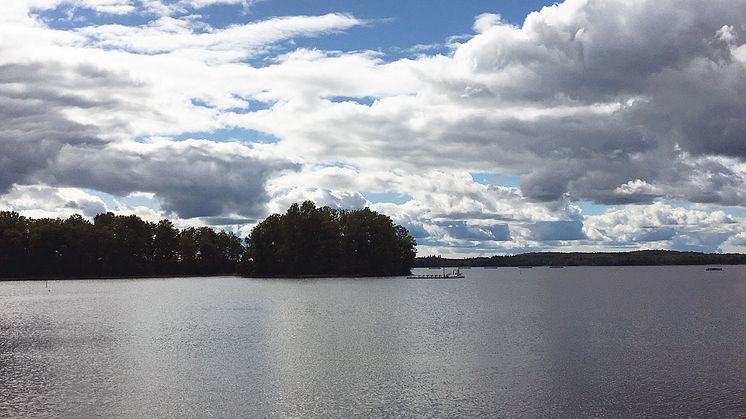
top-left (2, 266), bottom-right (745, 417)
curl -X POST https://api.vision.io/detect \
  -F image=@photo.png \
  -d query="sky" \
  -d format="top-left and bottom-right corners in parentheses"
top-left (2, 0), bottom-right (746, 256)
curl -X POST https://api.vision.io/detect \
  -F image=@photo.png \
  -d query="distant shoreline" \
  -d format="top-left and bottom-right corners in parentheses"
top-left (2, 263), bottom-right (743, 282)
top-left (415, 250), bottom-right (746, 268)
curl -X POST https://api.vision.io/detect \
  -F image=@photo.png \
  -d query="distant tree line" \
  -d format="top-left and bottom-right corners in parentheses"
top-left (415, 250), bottom-right (746, 268)
top-left (0, 211), bottom-right (244, 278)
top-left (0, 201), bottom-right (418, 279)
top-left (246, 201), bottom-right (417, 276)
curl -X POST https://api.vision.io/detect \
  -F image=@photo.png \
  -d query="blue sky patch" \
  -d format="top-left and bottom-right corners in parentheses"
top-left (84, 189), bottom-right (161, 212)
top-left (363, 192), bottom-right (412, 205)
top-left (576, 200), bottom-right (619, 216)
top-left (35, 5), bottom-right (151, 30)
top-left (438, 221), bottom-right (510, 241)
top-left (529, 220), bottom-right (586, 241)
top-left (39, 0), bottom-right (558, 60)
top-left (328, 96), bottom-right (376, 106)
top-left (174, 127), bottom-right (280, 143)
top-left (470, 172), bottom-right (521, 188)
top-left (246, 0), bottom-right (557, 59)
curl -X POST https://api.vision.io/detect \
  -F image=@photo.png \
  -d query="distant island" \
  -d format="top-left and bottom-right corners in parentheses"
top-left (0, 201), bottom-right (417, 279)
top-left (415, 251), bottom-right (746, 268)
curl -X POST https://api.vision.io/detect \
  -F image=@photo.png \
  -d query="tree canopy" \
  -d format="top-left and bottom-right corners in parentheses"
top-left (0, 202), bottom-right (417, 279)
top-left (0, 211), bottom-right (244, 278)
top-left (247, 201), bottom-right (417, 276)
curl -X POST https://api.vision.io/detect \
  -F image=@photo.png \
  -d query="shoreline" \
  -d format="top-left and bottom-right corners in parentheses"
top-left (415, 263), bottom-right (745, 268)
top-left (0, 273), bottom-right (409, 281)
top-left (2, 264), bottom-right (742, 282)
top-left (0, 274), bottom-right (241, 282)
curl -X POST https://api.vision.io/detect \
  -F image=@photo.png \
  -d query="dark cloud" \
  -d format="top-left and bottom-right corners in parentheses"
top-left (437, 221), bottom-right (510, 241)
top-left (0, 64), bottom-right (105, 192)
top-left (50, 141), bottom-right (297, 218)
top-left (0, 62), bottom-right (295, 219)
top-left (416, 1), bottom-right (746, 206)
top-left (520, 169), bottom-right (571, 202)
top-left (528, 220), bottom-right (586, 241)
top-left (400, 221), bottom-right (428, 239)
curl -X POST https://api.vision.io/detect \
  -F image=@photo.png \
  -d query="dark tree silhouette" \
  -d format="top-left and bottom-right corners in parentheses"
top-left (247, 201), bottom-right (417, 276)
top-left (153, 220), bottom-right (179, 274)
top-left (0, 211), bottom-right (245, 278)
top-left (0, 211), bottom-right (30, 276)
top-left (0, 203), bottom-right (417, 279)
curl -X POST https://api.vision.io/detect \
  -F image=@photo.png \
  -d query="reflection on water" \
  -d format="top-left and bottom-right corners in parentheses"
top-left (1, 267), bottom-right (746, 417)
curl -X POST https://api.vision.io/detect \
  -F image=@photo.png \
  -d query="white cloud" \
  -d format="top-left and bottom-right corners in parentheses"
top-left (583, 203), bottom-right (739, 251)
top-left (0, 185), bottom-right (107, 219)
top-left (473, 13), bottom-right (503, 34)
top-left (3, 0), bottom-right (746, 254)
top-left (76, 13), bottom-right (364, 59)
top-left (614, 179), bottom-right (662, 198)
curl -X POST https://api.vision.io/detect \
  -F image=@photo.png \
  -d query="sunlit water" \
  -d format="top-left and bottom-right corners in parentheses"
top-left (2, 266), bottom-right (746, 418)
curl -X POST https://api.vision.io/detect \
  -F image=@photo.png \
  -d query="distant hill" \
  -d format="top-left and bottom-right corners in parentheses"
top-left (414, 250), bottom-right (746, 267)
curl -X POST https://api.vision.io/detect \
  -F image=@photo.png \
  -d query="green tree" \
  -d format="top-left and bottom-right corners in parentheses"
top-left (59, 214), bottom-right (96, 275)
top-left (247, 213), bottom-right (285, 275)
top-left (247, 202), bottom-right (416, 276)
top-left (28, 218), bottom-right (66, 276)
top-left (153, 219), bottom-right (179, 274)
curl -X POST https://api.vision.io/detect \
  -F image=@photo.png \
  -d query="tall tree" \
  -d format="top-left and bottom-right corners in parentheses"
top-left (153, 219), bottom-right (179, 274)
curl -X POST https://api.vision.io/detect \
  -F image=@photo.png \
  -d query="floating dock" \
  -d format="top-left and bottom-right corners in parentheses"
top-left (408, 267), bottom-right (465, 279)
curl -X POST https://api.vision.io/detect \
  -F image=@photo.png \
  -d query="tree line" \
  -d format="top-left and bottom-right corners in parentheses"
top-left (415, 250), bottom-right (746, 268)
top-left (0, 201), bottom-right (417, 279)
top-left (0, 211), bottom-right (244, 278)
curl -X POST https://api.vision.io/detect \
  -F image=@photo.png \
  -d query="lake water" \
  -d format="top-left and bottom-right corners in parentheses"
top-left (1, 266), bottom-right (745, 418)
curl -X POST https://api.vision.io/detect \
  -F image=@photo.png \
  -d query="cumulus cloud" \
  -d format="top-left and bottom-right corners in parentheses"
top-left (266, 186), bottom-right (368, 215)
top-left (49, 139), bottom-right (297, 218)
top-left (231, 0), bottom-right (746, 208)
top-left (3, 0), bottom-right (746, 254)
top-left (584, 203), bottom-right (739, 251)
top-left (0, 185), bottom-right (107, 219)
top-left (0, 62), bottom-right (107, 192)
top-left (0, 58), bottom-right (293, 219)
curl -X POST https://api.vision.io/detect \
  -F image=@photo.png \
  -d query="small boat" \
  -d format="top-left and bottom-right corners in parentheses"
top-left (705, 267), bottom-right (724, 271)
top-left (408, 267), bottom-right (465, 279)
top-left (549, 266), bottom-right (564, 269)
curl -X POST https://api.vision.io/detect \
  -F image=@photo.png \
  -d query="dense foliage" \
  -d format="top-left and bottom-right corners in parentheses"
top-left (0, 202), bottom-right (417, 279)
top-left (0, 211), bottom-right (244, 278)
top-left (415, 250), bottom-right (746, 267)
top-left (247, 201), bottom-right (417, 276)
